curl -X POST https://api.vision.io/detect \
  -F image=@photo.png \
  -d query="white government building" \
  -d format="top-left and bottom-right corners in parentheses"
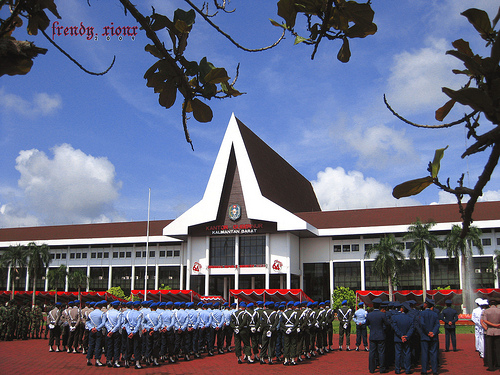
top-left (1, 114), bottom-right (499, 302)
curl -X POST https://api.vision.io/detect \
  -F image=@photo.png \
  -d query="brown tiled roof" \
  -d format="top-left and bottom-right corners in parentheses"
top-left (294, 201), bottom-right (500, 230)
top-left (0, 220), bottom-right (172, 242)
top-left (236, 118), bottom-right (321, 213)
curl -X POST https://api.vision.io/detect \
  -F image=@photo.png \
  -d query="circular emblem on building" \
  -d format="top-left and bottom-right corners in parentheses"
top-left (193, 262), bottom-right (202, 272)
top-left (272, 259), bottom-right (283, 271)
top-left (228, 204), bottom-right (241, 221)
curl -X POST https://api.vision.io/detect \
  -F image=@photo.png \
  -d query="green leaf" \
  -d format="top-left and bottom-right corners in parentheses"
top-left (204, 67), bottom-right (230, 84)
top-left (277, 0), bottom-right (297, 28)
top-left (198, 57), bottom-right (215, 84)
top-left (173, 9), bottom-right (196, 27)
top-left (294, 35), bottom-right (309, 45)
top-left (345, 22), bottom-right (377, 38)
top-left (430, 146), bottom-right (448, 178)
top-left (337, 38), bottom-right (351, 63)
top-left (461, 8), bottom-right (493, 39)
top-left (452, 39), bottom-right (474, 57)
top-left (145, 44), bottom-right (163, 58)
top-left (158, 80), bottom-right (177, 109)
top-left (393, 177), bottom-right (434, 199)
top-left (435, 99), bottom-right (456, 121)
top-left (446, 50), bottom-right (483, 76)
top-left (150, 13), bottom-right (172, 31)
top-left (191, 98), bottom-right (213, 122)
top-left (442, 87), bottom-right (494, 115)
top-left (269, 18), bottom-right (286, 29)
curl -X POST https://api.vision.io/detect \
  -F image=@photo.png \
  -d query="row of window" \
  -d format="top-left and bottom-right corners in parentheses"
top-left (209, 236), bottom-right (266, 266)
top-left (53, 249), bottom-right (181, 261)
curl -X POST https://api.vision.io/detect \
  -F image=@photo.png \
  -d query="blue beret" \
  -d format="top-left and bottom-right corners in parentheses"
top-left (197, 302), bottom-right (203, 306)
top-left (89, 302), bottom-right (95, 307)
top-left (126, 301), bottom-right (134, 307)
top-left (133, 301), bottom-right (141, 307)
top-left (214, 302), bottom-right (220, 307)
top-left (247, 303), bottom-right (254, 308)
top-left (223, 302), bottom-right (229, 306)
top-left (166, 301), bottom-right (173, 307)
top-left (256, 301), bottom-right (263, 306)
top-left (358, 302), bottom-right (364, 306)
top-left (325, 300), bottom-right (330, 304)
top-left (307, 302), bottom-right (313, 307)
top-left (231, 302), bottom-right (236, 307)
top-left (55, 302), bottom-right (62, 306)
top-left (240, 302), bottom-right (246, 308)
top-left (110, 301), bottom-right (120, 307)
top-left (287, 301), bottom-right (294, 307)
top-left (319, 302), bottom-right (325, 306)
top-left (342, 300), bottom-right (347, 305)
top-left (294, 301), bottom-right (300, 307)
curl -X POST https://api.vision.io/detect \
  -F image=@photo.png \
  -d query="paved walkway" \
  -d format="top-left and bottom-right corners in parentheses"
top-left (0, 334), bottom-right (492, 374)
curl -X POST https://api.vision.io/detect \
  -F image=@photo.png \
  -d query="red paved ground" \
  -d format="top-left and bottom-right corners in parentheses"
top-left (0, 334), bottom-right (491, 374)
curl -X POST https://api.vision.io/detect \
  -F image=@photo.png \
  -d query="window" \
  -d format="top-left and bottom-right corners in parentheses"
top-left (239, 236), bottom-right (265, 265)
top-left (70, 253), bottom-right (75, 259)
top-left (119, 252), bottom-right (125, 258)
top-left (160, 250), bottom-right (166, 257)
top-left (103, 252), bottom-right (109, 258)
top-left (405, 241), bottom-right (414, 250)
top-left (149, 251), bottom-right (155, 258)
top-left (174, 250), bottom-right (180, 257)
top-left (126, 252), bottom-right (131, 258)
top-left (342, 244), bottom-right (350, 252)
top-left (482, 238), bottom-right (492, 246)
top-left (62, 253), bottom-right (66, 259)
top-left (56, 253), bottom-right (61, 259)
top-left (50, 254), bottom-right (55, 260)
top-left (136, 251), bottom-right (141, 258)
top-left (97, 252), bottom-right (103, 259)
top-left (364, 244), bottom-right (373, 252)
top-left (91, 253), bottom-right (96, 259)
top-left (210, 237), bottom-right (235, 266)
top-left (82, 253), bottom-right (87, 259)
top-left (333, 245), bottom-right (341, 253)
top-left (352, 244), bottom-right (359, 252)
top-left (167, 250), bottom-right (173, 257)
top-left (113, 252), bottom-right (119, 258)
top-left (76, 253), bottom-right (81, 259)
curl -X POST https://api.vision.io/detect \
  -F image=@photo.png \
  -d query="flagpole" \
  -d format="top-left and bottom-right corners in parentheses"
top-left (144, 188), bottom-right (151, 302)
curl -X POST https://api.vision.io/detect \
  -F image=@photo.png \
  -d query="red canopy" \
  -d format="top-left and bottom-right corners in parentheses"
top-left (130, 289), bottom-right (201, 303)
top-left (0, 290), bottom-right (125, 305)
top-left (200, 295), bottom-right (227, 303)
top-left (356, 289), bottom-right (500, 306)
top-left (230, 289), bottom-right (312, 304)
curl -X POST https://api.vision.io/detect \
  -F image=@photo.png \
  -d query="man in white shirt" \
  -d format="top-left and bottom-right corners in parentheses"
top-left (471, 298), bottom-right (488, 358)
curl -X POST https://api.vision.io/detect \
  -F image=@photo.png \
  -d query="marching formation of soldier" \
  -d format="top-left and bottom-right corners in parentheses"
top-left (0, 300), bottom-right (45, 341)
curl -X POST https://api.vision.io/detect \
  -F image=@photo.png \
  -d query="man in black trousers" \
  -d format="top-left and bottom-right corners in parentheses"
top-left (366, 298), bottom-right (388, 374)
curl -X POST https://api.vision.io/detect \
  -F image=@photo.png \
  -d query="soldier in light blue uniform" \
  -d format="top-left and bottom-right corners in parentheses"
top-left (86, 300), bottom-right (107, 367)
top-left (123, 300), bottom-right (143, 369)
top-left (104, 300), bottom-right (122, 368)
top-left (159, 301), bottom-right (176, 363)
top-left (173, 302), bottom-right (190, 361)
top-left (353, 301), bottom-right (369, 351)
top-left (143, 302), bottom-right (162, 366)
top-left (222, 302), bottom-right (234, 352)
top-left (198, 303), bottom-right (212, 354)
top-left (140, 300), bottom-right (152, 361)
top-left (211, 302), bottom-right (225, 354)
top-left (186, 302), bottom-right (200, 358)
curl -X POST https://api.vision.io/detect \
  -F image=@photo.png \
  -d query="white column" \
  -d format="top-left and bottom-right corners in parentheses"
top-left (6, 267), bottom-right (11, 291)
top-left (205, 236), bottom-right (210, 296)
top-left (495, 258), bottom-right (500, 289)
top-left (44, 268), bottom-right (49, 292)
top-left (265, 234), bottom-right (270, 289)
top-left (65, 266), bottom-right (69, 292)
top-left (184, 240), bottom-right (191, 290)
top-left (235, 236), bottom-right (239, 290)
top-left (155, 264), bottom-right (159, 290)
top-left (224, 277), bottom-right (228, 301)
top-left (425, 257), bottom-right (431, 291)
top-left (131, 266), bottom-right (135, 291)
top-left (286, 234), bottom-right (291, 289)
top-left (86, 266), bottom-right (90, 292)
top-left (458, 257), bottom-right (463, 289)
top-left (25, 268), bottom-right (30, 291)
top-left (329, 260), bottom-right (334, 298)
top-left (108, 266), bottom-right (113, 290)
top-left (360, 259), bottom-right (366, 291)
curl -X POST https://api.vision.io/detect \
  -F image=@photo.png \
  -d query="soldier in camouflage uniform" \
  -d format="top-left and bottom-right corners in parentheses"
top-left (5, 300), bottom-right (18, 341)
top-left (0, 302), bottom-right (7, 340)
top-left (18, 302), bottom-right (32, 340)
top-left (31, 301), bottom-right (44, 339)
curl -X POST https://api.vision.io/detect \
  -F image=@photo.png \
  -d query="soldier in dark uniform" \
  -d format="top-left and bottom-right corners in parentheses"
top-left (366, 297), bottom-right (388, 374)
top-left (246, 302), bottom-right (260, 361)
top-left (48, 302), bottom-right (63, 351)
top-left (391, 301), bottom-right (415, 374)
top-left (338, 299), bottom-right (353, 351)
top-left (440, 299), bottom-right (458, 352)
top-left (231, 301), bottom-right (252, 363)
top-left (325, 300), bottom-right (335, 351)
top-left (417, 298), bottom-right (440, 375)
top-left (259, 301), bottom-right (278, 364)
top-left (281, 301), bottom-right (299, 365)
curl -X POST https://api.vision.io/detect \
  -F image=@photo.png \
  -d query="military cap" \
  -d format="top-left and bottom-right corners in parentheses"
top-left (358, 302), bottom-right (364, 306)
top-left (393, 301), bottom-right (402, 308)
top-left (372, 298), bottom-right (382, 304)
top-left (445, 299), bottom-right (452, 305)
top-left (342, 299), bottom-right (347, 305)
top-left (425, 297), bottom-right (435, 306)
top-left (110, 301), bottom-right (120, 307)
top-left (239, 302), bottom-right (246, 308)
top-left (223, 302), bottom-right (229, 307)
top-left (287, 301), bottom-right (294, 307)
top-left (126, 301), bottom-right (134, 307)
top-left (231, 302), bottom-right (236, 307)
top-left (319, 302), bottom-right (325, 306)
top-left (133, 301), bottom-right (141, 307)
top-left (213, 302), bottom-right (220, 308)
top-left (247, 302), bottom-right (254, 308)
top-left (402, 301), bottom-right (412, 310)
top-left (166, 301), bottom-right (173, 307)
top-left (307, 302), bottom-right (313, 307)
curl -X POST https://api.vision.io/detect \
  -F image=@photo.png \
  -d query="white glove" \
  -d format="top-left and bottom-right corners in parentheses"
top-left (297, 328), bottom-right (301, 333)
top-left (234, 328), bottom-right (239, 334)
top-left (315, 323), bottom-right (320, 328)
top-left (343, 323), bottom-right (348, 330)
top-left (266, 330), bottom-right (272, 338)
top-left (286, 328), bottom-right (292, 335)
top-left (251, 327), bottom-right (256, 333)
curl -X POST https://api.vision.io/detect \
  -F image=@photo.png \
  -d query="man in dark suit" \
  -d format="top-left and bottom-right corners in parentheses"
top-left (417, 298), bottom-right (440, 375)
top-left (366, 298), bottom-right (388, 374)
top-left (392, 301), bottom-right (415, 374)
top-left (440, 299), bottom-right (458, 352)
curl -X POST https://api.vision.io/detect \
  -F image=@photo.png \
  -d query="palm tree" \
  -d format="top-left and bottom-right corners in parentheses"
top-left (365, 234), bottom-right (405, 301)
top-left (47, 265), bottom-right (68, 304)
top-left (68, 270), bottom-right (89, 301)
top-left (404, 219), bottom-right (440, 302)
top-left (25, 242), bottom-right (51, 307)
top-left (1, 245), bottom-right (27, 300)
top-left (443, 224), bottom-right (483, 313)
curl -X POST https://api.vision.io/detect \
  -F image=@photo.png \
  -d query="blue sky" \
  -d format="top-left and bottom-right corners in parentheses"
top-left (1, 0), bottom-right (499, 227)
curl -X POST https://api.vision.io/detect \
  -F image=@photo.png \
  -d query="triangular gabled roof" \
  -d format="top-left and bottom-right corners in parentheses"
top-left (163, 114), bottom-right (320, 238)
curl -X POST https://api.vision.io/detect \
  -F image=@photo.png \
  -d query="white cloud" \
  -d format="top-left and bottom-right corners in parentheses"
top-left (386, 38), bottom-right (458, 114)
top-left (436, 189), bottom-right (500, 205)
top-left (312, 166), bottom-right (419, 211)
top-left (0, 144), bottom-right (123, 226)
top-left (0, 87), bottom-right (62, 117)
top-left (341, 122), bottom-right (418, 170)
